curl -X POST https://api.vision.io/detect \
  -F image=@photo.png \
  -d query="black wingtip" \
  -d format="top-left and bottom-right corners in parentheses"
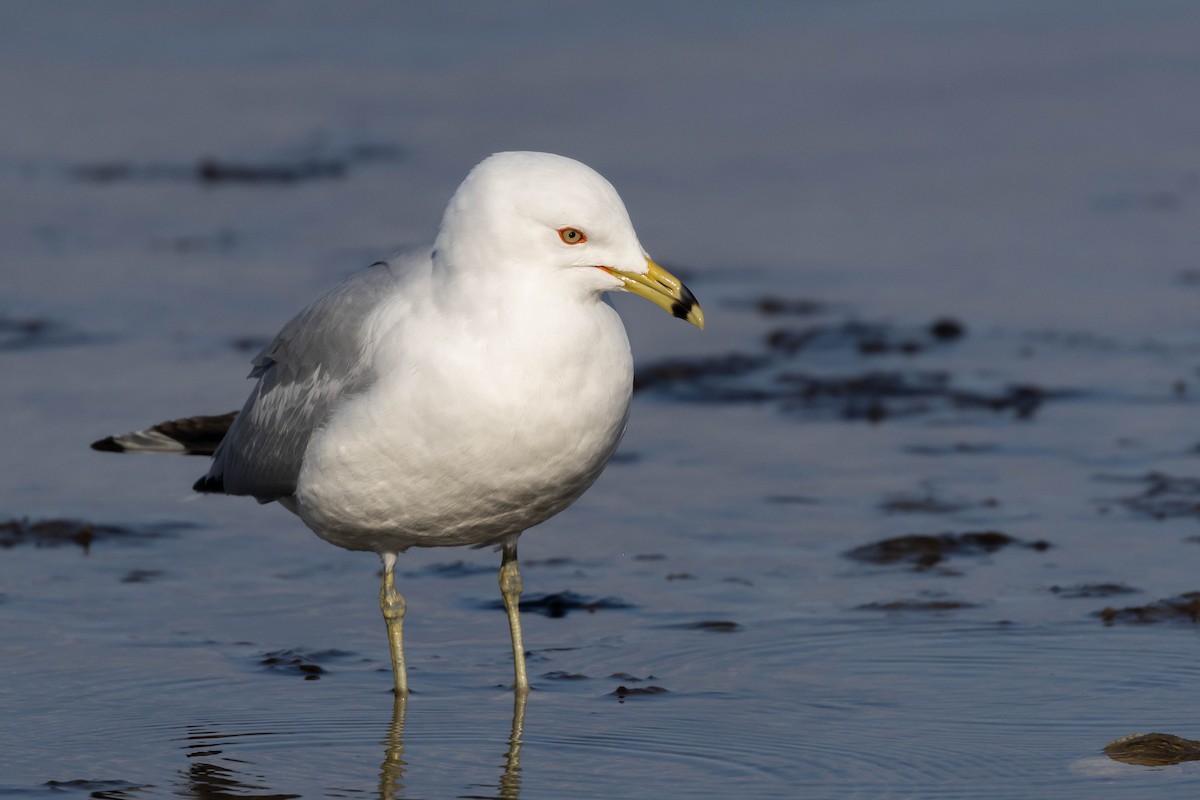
top-left (193, 475), bottom-right (225, 494)
top-left (91, 436), bottom-right (125, 453)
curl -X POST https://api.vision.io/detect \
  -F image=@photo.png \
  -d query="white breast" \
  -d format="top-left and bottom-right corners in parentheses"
top-left (293, 291), bottom-right (634, 552)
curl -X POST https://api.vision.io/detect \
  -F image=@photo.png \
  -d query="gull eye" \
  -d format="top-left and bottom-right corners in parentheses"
top-left (558, 227), bottom-right (587, 245)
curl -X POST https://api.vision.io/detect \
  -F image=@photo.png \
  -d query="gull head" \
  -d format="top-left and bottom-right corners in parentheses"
top-left (434, 151), bottom-right (703, 329)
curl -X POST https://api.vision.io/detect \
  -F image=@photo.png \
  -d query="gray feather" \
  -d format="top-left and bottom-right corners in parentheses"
top-left (201, 261), bottom-right (399, 501)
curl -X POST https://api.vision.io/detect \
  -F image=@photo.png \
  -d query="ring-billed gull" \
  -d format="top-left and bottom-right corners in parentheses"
top-left (93, 151), bottom-right (704, 695)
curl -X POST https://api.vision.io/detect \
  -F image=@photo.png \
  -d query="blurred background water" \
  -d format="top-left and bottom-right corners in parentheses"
top-left (4, 2), bottom-right (1200, 797)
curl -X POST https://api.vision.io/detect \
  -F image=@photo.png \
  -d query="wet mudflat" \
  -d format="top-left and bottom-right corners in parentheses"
top-left (4, 3), bottom-right (1200, 797)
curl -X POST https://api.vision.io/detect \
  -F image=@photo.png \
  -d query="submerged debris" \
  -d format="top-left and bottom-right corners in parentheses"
top-left (637, 361), bottom-right (1059, 423)
top-left (844, 531), bottom-right (1050, 572)
top-left (781, 372), bottom-right (1051, 422)
top-left (880, 492), bottom-right (999, 515)
top-left (120, 569), bottom-right (164, 584)
top-left (258, 648), bottom-right (354, 680)
top-left (607, 674), bottom-right (667, 701)
top-left (1050, 583), bottom-right (1140, 599)
top-left (904, 442), bottom-right (1000, 456)
top-left (403, 560), bottom-right (496, 579)
top-left (633, 352), bottom-right (769, 395)
top-left (0, 518), bottom-right (177, 553)
top-left (1103, 472), bottom-right (1200, 521)
top-left (229, 334), bottom-right (270, 353)
top-left (749, 296), bottom-right (827, 316)
top-left (857, 598), bottom-right (979, 612)
top-left (1104, 732), bottom-right (1200, 766)
top-left (43, 780), bottom-right (149, 795)
top-left (610, 684), bottom-right (669, 700)
top-left (928, 317), bottom-right (966, 342)
top-left (72, 141), bottom-right (404, 186)
top-left (763, 318), bottom-right (964, 357)
top-left (0, 315), bottom-right (94, 351)
top-left (482, 591), bottom-right (634, 618)
top-left (634, 307), bottom-right (1071, 423)
top-left (1096, 592), bottom-right (1200, 625)
top-left (673, 620), bottom-right (742, 632)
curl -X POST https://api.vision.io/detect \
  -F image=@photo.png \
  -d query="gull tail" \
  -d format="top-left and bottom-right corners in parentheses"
top-left (91, 412), bottom-right (237, 457)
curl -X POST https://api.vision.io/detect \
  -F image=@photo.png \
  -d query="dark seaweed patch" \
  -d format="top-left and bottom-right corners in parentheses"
top-left (928, 317), bottom-right (966, 341)
top-left (1101, 472), bottom-right (1200, 520)
top-left (844, 531), bottom-right (1050, 572)
top-left (635, 309), bottom-right (1070, 423)
top-left (880, 492), bottom-right (999, 515)
top-left (1105, 732), bottom-right (1200, 766)
top-left (403, 560), bottom-right (495, 579)
top-left (610, 684), bottom-right (669, 700)
top-left (607, 673), bottom-right (667, 701)
top-left (481, 591), bottom-right (634, 618)
top-left (904, 442), bottom-right (999, 456)
top-left (43, 779), bottom-right (149, 797)
top-left (120, 569), bottom-right (164, 584)
top-left (1096, 592), bottom-right (1200, 625)
top-left (745, 296), bottom-right (827, 316)
top-left (763, 319), bottom-right (963, 358)
top-left (673, 620), bottom-right (741, 632)
top-left (196, 157), bottom-right (345, 184)
top-left (776, 372), bottom-right (1052, 422)
top-left (633, 352), bottom-right (770, 395)
top-left (229, 334), bottom-right (271, 353)
top-left (1050, 583), bottom-right (1140, 599)
top-left (524, 556), bottom-right (578, 568)
top-left (72, 140), bottom-right (404, 186)
top-left (0, 315), bottom-right (95, 351)
top-left (0, 518), bottom-right (182, 553)
top-left (857, 598), bottom-right (979, 612)
top-left (258, 648), bottom-right (354, 680)
top-left (1094, 173), bottom-right (1199, 214)
top-left (637, 358), bottom-right (1060, 422)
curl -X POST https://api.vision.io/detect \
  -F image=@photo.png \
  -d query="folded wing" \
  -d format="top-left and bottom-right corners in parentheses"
top-left (197, 261), bottom-right (400, 502)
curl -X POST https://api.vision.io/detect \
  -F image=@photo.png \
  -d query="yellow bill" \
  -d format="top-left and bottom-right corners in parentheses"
top-left (601, 258), bottom-right (705, 330)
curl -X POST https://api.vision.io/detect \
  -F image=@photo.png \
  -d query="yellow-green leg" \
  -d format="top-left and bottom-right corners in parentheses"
top-left (499, 538), bottom-right (529, 694)
top-left (379, 552), bottom-right (408, 696)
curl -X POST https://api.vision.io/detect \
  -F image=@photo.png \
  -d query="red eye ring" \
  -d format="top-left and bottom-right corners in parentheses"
top-left (558, 227), bottom-right (587, 245)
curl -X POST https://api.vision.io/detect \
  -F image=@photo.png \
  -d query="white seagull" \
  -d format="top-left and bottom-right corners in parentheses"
top-left (93, 151), bottom-right (704, 695)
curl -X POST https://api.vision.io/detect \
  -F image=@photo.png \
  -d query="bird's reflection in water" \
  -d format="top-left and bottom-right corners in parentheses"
top-left (178, 724), bottom-right (301, 800)
top-left (377, 694), bottom-right (408, 799)
top-left (177, 691), bottom-right (527, 799)
top-left (498, 691), bottom-right (527, 800)
top-left (379, 690), bottom-right (527, 800)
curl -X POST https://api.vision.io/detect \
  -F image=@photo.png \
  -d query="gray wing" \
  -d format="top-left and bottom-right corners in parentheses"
top-left (196, 260), bottom-right (401, 501)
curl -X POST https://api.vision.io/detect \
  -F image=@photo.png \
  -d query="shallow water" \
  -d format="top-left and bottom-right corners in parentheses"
top-left (5, 2), bottom-right (1200, 797)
